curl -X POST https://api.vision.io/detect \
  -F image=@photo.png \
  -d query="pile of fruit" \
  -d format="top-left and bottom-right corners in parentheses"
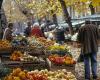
top-left (27, 70), bottom-right (47, 80)
top-left (28, 37), bottom-right (55, 50)
top-left (48, 54), bottom-right (76, 65)
top-left (4, 68), bottom-right (77, 80)
top-left (0, 40), bottom-right (12, 49)
top-left (10, 51), bottom-right (23, 61)
top-left (28, 37), bottom-right (45, 49)
top-left (20, 55), bottom-right (45, 62)
top-left (36, 37), bottom-right (55, 48)
top-left (4, 68), bottom-right (28, 80)
top-left (10, 51), bottom-right (45, 62)
top-left (19, 53), bottom-right (39, 62)
top-left (47, 45), bottom-right (70, 52)
top-left (28, 69), bottom-right (77, 80)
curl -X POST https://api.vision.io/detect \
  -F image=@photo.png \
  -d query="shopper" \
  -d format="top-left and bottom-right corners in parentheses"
top-left (31, 23), bottom-right (44, 37)
top-left (77, 20), bottom-right (100, 80)
top-left (3, 23), bottom-right (13, 41)
top-left (54, 27), bottom-right (65, 44)
top-left (24, 22), bottom-right (32, 37)
top-left (41, 23), bottom-right (46, 38)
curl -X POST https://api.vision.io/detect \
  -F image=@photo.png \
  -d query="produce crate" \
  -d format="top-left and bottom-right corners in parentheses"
top-left (29, 49), bottom-right (45, 56)
top-left (1, 56), bottom-right (22, 69)
top-left (12, 46), bottom-right (29, 52)
top-left (2, 61), bottom-right (48, 70)
top-left (2, 61), bottom-right (23, 69)
top-left (50, 63), bottom-right (75, 74)
top-left (22, 62), bottom-right (47, 70)
top-left (1, 56), bottom-right (50, 70)
top-left (12, 46), bottom-right (45, 55)
top-left (0, 47), bottom-right (12, 55)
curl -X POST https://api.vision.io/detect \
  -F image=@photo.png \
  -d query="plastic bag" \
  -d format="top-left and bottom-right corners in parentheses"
top-left (77, 53), bottom-right (84, 62)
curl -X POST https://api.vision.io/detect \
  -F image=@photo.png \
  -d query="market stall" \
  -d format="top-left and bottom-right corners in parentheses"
top-left (0, 36), bottom-right (77, 80)
top-left (4, 68), bottom-right (77, 80)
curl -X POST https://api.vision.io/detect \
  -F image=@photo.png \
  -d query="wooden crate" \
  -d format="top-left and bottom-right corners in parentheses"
top-left (50, 63), bottom-right (75, 74)
top-left (1, 56), bottom-right (50, 70)
top-left (0, 47), bottom-right (12, 55)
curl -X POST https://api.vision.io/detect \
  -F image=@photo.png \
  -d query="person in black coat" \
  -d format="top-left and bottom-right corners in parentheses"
top-left (77, 20), bottom-right (100, 80)
top-left (54, 27), bottom-right (65, 44)
top-left (24, 22), bottom-right (32, 37)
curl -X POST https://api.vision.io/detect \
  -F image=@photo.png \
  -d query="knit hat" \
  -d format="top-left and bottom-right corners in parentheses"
top-left (33, 23), bottom-right (39, 27)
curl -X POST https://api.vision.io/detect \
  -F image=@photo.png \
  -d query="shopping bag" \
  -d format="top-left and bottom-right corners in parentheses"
top-left (77, 53), bottom-right (84, 62)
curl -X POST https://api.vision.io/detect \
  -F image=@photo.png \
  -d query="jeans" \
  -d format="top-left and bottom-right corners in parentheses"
top-left (84, 52), bottom-right (97, 79)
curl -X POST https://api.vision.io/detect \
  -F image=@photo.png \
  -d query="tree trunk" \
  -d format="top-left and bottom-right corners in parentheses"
top-left (58, 0), bottom-right (73, 35)
top-left (0, 0), bottom-right (3, 19)
top-left (89, 3), bottom-right (95, 15)
top-left (51, 9), bottom-right (58, 26)
top-left (52, 13), bottom-right (58, 26)
top-left (0, 0), bottom-right (3, 39)
top-left (0, 0), bottom-right (3, 9)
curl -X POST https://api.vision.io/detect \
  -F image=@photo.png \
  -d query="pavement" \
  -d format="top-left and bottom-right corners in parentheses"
top-left (74, 47), bottom-right (100, 80)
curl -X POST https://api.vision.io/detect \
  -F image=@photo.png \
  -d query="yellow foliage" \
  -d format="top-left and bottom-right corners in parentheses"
top-left (92, 0), bottom-right (100, 7)
top-left (80, 0), bottom-right (88, 2)
top-left (15, 0), bottom-right (100, 18)
top-left (92, 0), bottom-right (100, 3)
top-left (48, 45), bottom-right (67, 51)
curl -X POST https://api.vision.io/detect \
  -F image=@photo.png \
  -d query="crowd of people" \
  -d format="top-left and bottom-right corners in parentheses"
top-left (3, 21), bottom-right (67, 44)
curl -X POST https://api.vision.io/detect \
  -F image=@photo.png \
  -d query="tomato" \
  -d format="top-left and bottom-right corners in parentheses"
top-left (54, 57), bottom-right (64, 64)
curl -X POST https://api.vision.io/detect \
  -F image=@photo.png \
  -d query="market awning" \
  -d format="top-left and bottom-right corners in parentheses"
top-left (72, 14), bottom-right (100, 21)
top-left (58, 21), bottom-right (85, 28)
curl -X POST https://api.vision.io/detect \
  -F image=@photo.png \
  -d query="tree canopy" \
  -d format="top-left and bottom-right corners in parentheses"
top-left (15, 0), bottom-right (100, 18)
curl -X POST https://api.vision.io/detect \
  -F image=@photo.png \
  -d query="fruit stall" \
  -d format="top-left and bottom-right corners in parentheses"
top-left (0, 36), bottom-right (77, 80)
top-left (0, 40), bottom-right (12, 54)
top-left (0, 37), bottom-right (50, 70)
top-left (1, 50), bottom-right (49, 70)
top-left (4, 68), bottom-right (77, 80)
top-left (46, 44), bottom-right (76, 74)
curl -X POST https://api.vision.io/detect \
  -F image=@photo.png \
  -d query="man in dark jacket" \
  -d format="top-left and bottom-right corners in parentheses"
top-left (54, 27), bottom-right (65, 44)
top-left (24, 22), bottom-right (31, 37)
top-left (77, 21), bottom-right (100, 80)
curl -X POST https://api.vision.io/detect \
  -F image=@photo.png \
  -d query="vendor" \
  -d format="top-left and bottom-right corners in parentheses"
top-left (2, 23), bottom-right (13, 41)
top-left (30, 23), bottom-right (44, 37)
top-left (24, 22), bottom-right (32, 37)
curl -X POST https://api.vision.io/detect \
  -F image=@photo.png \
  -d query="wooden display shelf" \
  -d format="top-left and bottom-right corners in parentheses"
top-left (12, 46), bottom-right (45, 56)
top-left (1, 54), bottom-right (50, 70)
top-left (0, 45), bottom-right (50, 70)
top-left (0, 47), bottom-right (12, 54)
top-left (2, 60), bottom-right (48, 70)
top-left (50, 63), bottom-right (75, 74)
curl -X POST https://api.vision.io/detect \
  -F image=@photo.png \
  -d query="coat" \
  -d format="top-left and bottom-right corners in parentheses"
top-left (31, 27), bottom-right (44, 37)
top-left (77, 24), bottom-right (100, 54)
top-left (24, 26), bottom-right (31, 37)
top-left (3, 28), bottom-right (13, 41)
top-left (54, 29), bottom-right (65, 41)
